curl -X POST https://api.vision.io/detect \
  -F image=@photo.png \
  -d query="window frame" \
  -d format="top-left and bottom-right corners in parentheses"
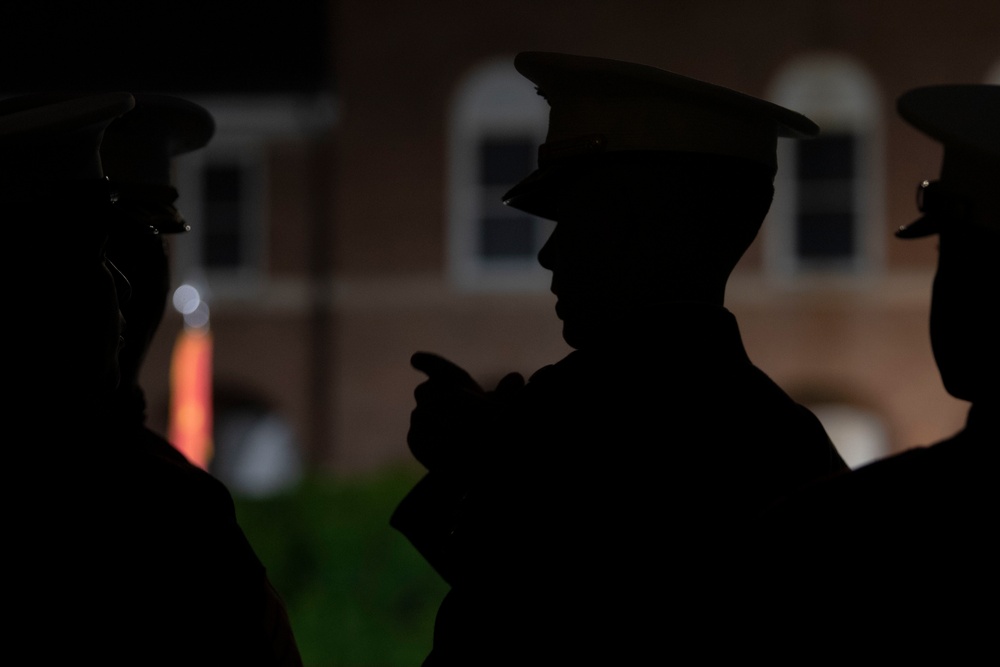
top-left (764, 55), bottom-right (885, 284)
top-left (173, 138), bottom-right (268, 299)
top-left (447, 57), bottom-right (552, 292)
top-left (171, 94), bottom-right (336, 301)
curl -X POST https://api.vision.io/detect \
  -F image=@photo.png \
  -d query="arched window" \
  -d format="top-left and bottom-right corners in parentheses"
top-left (174, 136), bottom-right (267, 296)
top-left (764, 55), bottom-right (885, 282)
top-left (447, 57), bottom-right (552, 292)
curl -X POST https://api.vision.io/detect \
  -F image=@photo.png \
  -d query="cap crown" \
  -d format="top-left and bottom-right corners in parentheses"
top-left (0, 91), bottom-right (134, 187)
top-left (515, 51), bottom-right (819, 172)
top-left (503, 52), bottom-right (817, 219)
top-left (898, 84), bottom-right (1000, 163)
top-left (101, 93), bottom-right (215, 234)
top-left (101, 93), bottom-right (215, 186)
top-left (896, 84), bottom-right (1000, 237)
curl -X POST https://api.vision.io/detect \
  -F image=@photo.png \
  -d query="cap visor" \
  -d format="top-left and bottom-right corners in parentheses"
top-left (502, 167), bottom-right (572, 220)
top-left (895, 214), bottom-right (939, 239)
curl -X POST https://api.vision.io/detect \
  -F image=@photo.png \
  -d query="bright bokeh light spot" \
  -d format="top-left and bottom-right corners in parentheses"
top-left (184, 301), bottom-right (211, 329)
top-left (173, 284), bottom-right (210, 329)
top-left (173, 284), bottom-right (202, 315)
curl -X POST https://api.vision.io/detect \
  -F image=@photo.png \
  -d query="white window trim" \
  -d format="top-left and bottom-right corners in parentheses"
top-left (173, 139), bottom-right (268, 301)
top-left (447, 57), bottom-right (552, 292)
top-left (764, 54), bottom-right (885, 286)
top-left (172, 94), bottom-right (336, 302)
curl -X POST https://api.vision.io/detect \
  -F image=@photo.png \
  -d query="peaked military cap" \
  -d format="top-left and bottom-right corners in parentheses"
top-left (0, 91), bottom-right (134, 203)
top-left (102, 93), bottom-right (216, 234)
top-left (503, 51), bottom-right (819, 218)
top-left (895, 84), bottom-right (1000, 238)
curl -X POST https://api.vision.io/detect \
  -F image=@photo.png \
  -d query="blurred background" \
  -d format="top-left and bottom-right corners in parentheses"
top-left (6, 1), bottom-right (999, 664)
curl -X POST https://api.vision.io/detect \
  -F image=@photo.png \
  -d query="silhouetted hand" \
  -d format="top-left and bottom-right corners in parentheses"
top-left (408, 351), bottom-right (524, 474)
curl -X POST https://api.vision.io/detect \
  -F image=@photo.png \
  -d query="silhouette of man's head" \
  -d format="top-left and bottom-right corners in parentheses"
top-left (101, 93), bottom-right (215, 399)
top-left (895, 84), bottom-right (1000, 404)
top-left (0, 91), bottom-right (135, 402)
top-left (503, 52), bottom-right (819, 350)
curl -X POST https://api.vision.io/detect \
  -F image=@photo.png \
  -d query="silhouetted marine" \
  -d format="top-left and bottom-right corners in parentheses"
top-left (4, 91), bottom-right (301, 665)
top-left (747, 83), bottom-right (1000, 652)
top-left (392, 52), bottom-right (848, 664)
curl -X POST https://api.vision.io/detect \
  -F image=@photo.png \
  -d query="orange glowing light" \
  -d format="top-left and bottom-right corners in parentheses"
top-left (168, 326), bottom-right (214, 470)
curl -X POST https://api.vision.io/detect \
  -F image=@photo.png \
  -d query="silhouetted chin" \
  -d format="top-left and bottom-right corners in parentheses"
top-left (556, 302), bottom-right (593, 350)
top-left (560, 324), bottom-right (584, 350)
top-left (559, 316), bottom-right (621, 351)
top-left (558, 298), bottom-right (653, 350)
top-left (935, 354), bottom-right (994, 404)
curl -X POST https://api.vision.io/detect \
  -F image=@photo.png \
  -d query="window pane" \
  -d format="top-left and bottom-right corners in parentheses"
top-left (795, 133), bottom-right (856, 262)
top-left (796, 211), bottom-right (855, 259)
top-left (204, 163), bottom-right (243, 269)
top-left (478, 137), bottom-right (538, 260)
top-left (480, 139), bottom-right (534, 185)
top-left (481, 213), bottom-right (535, 259)
top-left (797, 133), bottom-right (854, 179)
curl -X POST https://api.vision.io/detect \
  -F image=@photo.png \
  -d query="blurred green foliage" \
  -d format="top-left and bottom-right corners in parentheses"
top-left (232, 464), bottom-right (446, 667)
